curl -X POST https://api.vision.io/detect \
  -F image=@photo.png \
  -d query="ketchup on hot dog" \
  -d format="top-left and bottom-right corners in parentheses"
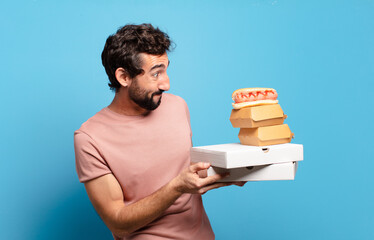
top-left (232, 88), bottom-right (278, 109)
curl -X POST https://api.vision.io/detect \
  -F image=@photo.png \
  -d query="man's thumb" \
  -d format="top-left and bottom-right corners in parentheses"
top-left (190, 162), bottom-right (210, 172)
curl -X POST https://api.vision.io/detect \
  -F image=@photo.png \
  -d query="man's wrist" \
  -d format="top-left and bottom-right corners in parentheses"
top-left (168, 176), bottom-right (184, 197)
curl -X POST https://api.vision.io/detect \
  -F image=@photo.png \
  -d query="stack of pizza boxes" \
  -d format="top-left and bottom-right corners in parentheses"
top-left (191, 88), bottom-right (303, 182)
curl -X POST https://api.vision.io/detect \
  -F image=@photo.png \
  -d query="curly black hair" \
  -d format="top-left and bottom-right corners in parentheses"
top-left (101, 24), bottom-right (173, 92)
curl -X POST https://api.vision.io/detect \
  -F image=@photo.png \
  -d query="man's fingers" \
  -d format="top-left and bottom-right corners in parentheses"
top-left (199, 172), bottom-right (229, 186)
top-left (198, 182), bottom-right (231, 194)
top-left (219, 181), bottom-right (247, 187)
top-left (233, 181), bottom-right (247, 187)
top-left (189, 162), bottom-right (210, 172)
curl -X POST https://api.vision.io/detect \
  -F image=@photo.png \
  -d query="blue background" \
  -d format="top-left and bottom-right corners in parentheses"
top-left (1, 0), bottom-right (373, 239)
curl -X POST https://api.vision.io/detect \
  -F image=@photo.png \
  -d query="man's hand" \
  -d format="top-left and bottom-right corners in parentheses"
top-left (170, 162), bottom-right (232, 195)
top-left (84, 162), bottom-right (242, 237)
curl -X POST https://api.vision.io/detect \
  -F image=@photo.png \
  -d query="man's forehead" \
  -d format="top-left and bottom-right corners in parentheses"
top-left (139, 53), bottom-right (169, 69)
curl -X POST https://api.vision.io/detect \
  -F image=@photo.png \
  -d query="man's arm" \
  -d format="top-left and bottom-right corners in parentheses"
top-left (84, 162), bottom-right (230, 238)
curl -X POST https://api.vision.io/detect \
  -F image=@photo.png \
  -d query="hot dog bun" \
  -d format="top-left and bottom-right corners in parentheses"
top-left (232, 88), bottom-right (278, 109)
top-left (232, 99), bottom-right (279, 109)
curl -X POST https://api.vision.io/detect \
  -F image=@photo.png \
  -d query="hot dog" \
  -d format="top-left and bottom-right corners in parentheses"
top-left (232, 88), bottom-right (278, 109)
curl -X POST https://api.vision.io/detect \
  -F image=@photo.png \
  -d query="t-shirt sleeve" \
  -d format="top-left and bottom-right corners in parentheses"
top-left (181, 97), bottom-right (192, 138)
top-left (74, 130), bottom-right (112, 183)
top-left (180, 97), bottom-right (193, 148)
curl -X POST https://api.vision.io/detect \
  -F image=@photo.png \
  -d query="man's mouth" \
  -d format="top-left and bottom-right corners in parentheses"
top-left (151, 90), bottom-right (164, 99)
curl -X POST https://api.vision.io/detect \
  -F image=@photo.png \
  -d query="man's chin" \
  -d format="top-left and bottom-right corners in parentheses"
top-left (138, 95), bottom-right (162, 111)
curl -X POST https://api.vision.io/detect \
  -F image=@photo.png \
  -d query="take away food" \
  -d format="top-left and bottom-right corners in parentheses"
top-left (238, 124), bottom-right (294, 146)
top-left (232, 88), bottom-right (278, 109)
top-left (230, 104), bottom-right (287, 128)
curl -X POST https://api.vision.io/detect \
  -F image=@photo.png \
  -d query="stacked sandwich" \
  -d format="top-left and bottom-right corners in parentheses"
top-left (230, 88), bottom-right (293, 146)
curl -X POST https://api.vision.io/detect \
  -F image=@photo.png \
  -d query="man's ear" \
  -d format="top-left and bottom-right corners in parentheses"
top-left (115, 68), bottom-right (131, 87)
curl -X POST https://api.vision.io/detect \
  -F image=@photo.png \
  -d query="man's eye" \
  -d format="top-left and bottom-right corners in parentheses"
top-left (153, 72), bottom-right (159, 78)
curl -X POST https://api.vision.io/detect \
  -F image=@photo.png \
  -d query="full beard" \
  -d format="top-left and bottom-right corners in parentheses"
top-left (128, 80), bottom-right (163, 111)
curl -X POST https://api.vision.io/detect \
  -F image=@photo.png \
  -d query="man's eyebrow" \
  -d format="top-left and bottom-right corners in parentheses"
top-left (150, 60), bottom-right (170, 71)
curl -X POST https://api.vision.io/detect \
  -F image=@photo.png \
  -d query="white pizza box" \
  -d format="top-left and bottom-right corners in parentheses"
top-left (191, 143), bottom-right (303, 168)
top-left (198, 161), bottom-right (298, 182)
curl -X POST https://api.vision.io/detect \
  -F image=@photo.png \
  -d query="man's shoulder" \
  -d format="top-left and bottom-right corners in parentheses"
top-left (75, 108), bottom-right (108, 137)
top-left (163, 93), bottom-right (187, 107)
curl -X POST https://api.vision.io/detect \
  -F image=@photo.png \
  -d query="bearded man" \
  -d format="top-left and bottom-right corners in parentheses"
top-left (74, 24), bottom-right (242, 240)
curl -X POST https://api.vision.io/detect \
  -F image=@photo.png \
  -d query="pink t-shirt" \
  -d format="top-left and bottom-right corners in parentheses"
top-left (74, 93), bottom-right (214, 240)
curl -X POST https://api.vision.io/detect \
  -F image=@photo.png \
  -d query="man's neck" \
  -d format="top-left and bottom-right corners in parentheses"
top-left (108, 89), bottom-right (149, 116)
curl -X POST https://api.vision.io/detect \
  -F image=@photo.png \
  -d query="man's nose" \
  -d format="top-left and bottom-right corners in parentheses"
top-left (158, 75), bottom-right (170, 91)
